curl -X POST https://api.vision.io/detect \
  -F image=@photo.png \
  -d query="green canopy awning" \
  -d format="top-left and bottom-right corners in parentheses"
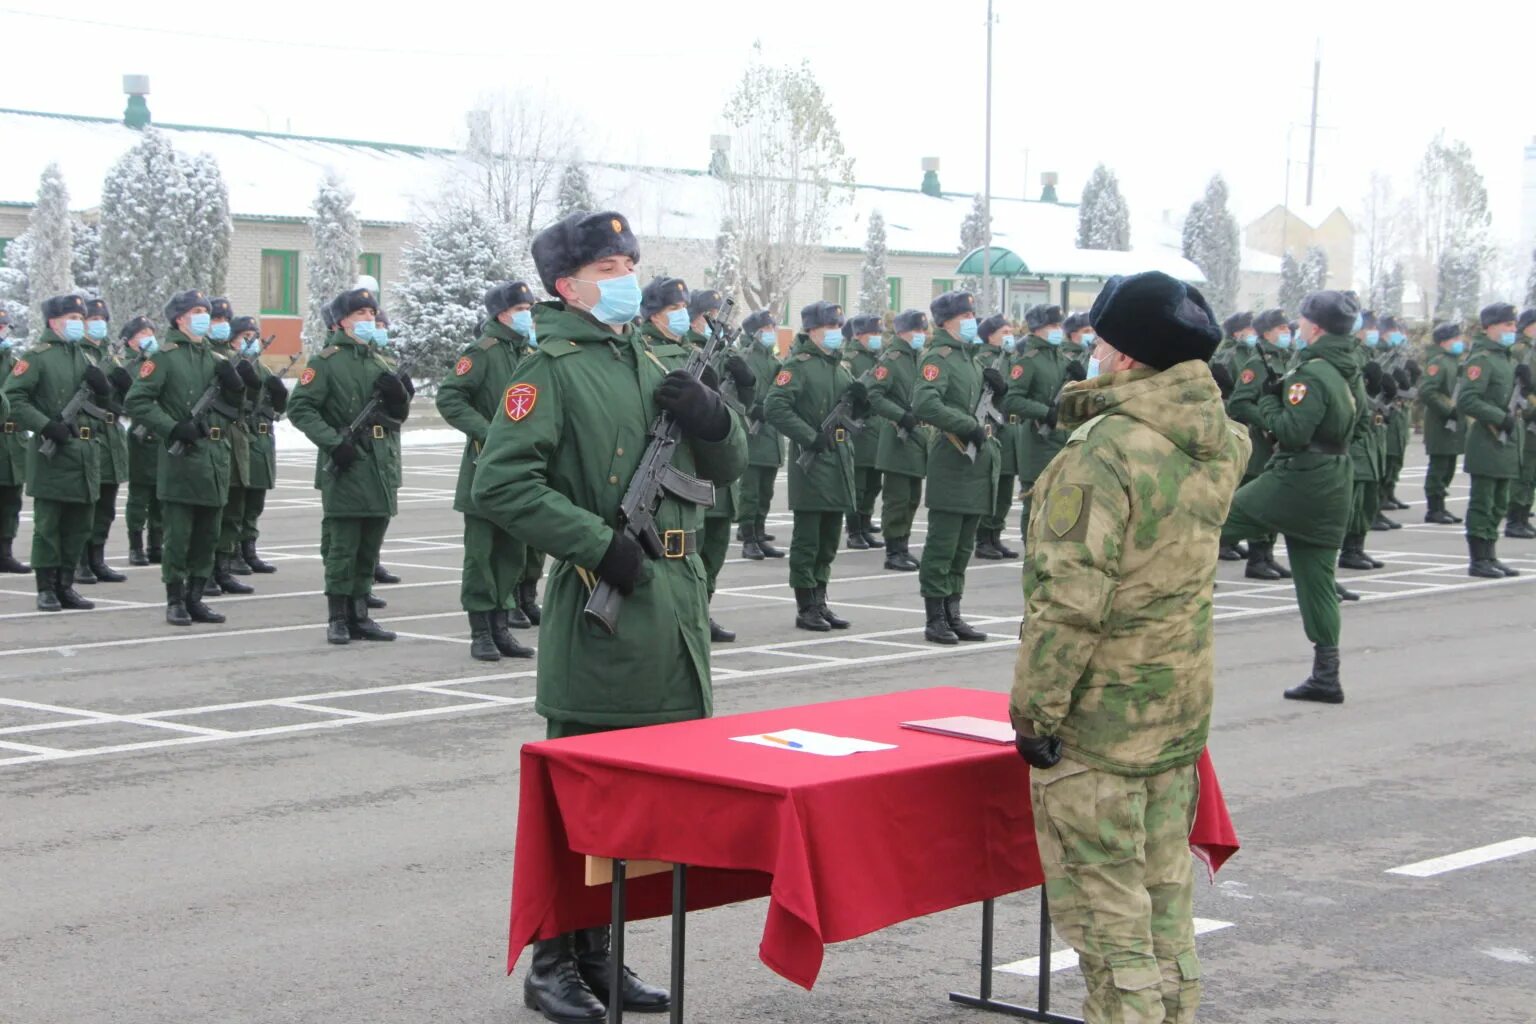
top-left (955, 246), bottom-right (1030, 277)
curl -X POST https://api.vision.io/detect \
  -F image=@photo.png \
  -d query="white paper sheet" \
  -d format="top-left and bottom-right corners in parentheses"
top-left (730, 728), bottom-right (897, 757)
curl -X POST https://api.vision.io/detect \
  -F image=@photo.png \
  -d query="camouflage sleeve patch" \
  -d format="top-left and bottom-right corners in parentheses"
top-left (1044, 484), bottom-right (1093, 541)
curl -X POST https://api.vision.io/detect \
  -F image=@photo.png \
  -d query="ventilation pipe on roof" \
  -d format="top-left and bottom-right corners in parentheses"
top-left (1039, 172), bottom-right (1058, 204)
top-left (123, 75), bottom-right (151, 130)
top-left (921, 157), bottom-right (941, 197)
top-left (709, 135), bottom-right (731, 178)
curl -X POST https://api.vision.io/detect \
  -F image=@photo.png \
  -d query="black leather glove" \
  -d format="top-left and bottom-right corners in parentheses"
top-left (845, 379), bottom-right (868, 404)
top-left (330, 439), bottom-right (358, 471)
top-left (1405, 359), bottom-right (1421, 384)
top-left (400, 373), bottom-right (416, 398)
top-left (982, 367), bottom-right (1008, 398)
top-left (236, 361), bottom-right (261, 388)
top-left (41, 419), bottom-right (72, 444)
top-left (84, 364), bottom-right (110, 398)
top-left (264, 375), bottom-right (289, 412)
top-left (699, 364), bottom-right (721, 392)
top-left (724, 355), bottom-right (755, 389)
top-left (169, 419), bottom-right (204, 444)
top-left (109, 366), bottom-right (133, 397)
top-left (214, 360), bottom-right (242, 390)
top-left (1260, 372), bottom-right (1283, 398)
top-left (748, 407), bottom-right (765, 424)
top-left (655, 370), bottom-right (730, 442)
top-left (1063, 360), bottom-right (1088, 383)
top-left (1380, 376), bottom-right (1398, 401)
top-left (595, 531), bottom-right (646, 596)
top-left (374, 372), bottom-right (407, 405)
top-left (967, 424), bottom-right (990, 448)
top-left (1043, 403), bottom-right (1059, 430)
top-left (898, 411), bottom-right (920, 432)
top-left (1362, 361), bottom-right (1382, 396)
top-left (1392, 367), bottom-right (1412, 391)
top-left (1016, 733), bottom-right (1063, 770)
top-left (1501, 413), bottom-right (1519, 434)
top-left (1210, 363), bottom-right (1234, 400)
top-left (1517, 363), bottom-right (1533, 395)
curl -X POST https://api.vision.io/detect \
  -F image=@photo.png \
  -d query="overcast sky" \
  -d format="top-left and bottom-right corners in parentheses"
top-left (2, 0), bottom-right (1531, 254)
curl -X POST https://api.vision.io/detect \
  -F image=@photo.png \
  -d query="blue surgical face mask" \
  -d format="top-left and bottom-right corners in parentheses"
top-left (510, 309), bottom-right (535, 339)
top-left (700, 322), bottom-right (714, 340)
top-left (62, 319), bottom-right (86, 342)
top-left (909, 332), bottom-right (926, 351)
top-left (187, 312), bottom-right (211, 338)
top-left (239, 337), bottom-right (261, 358)
top-left (1449, 340), bottom-right (1466, 356)
top-left (1086, 356), bottom-right (1102, 380)
top-left (1352, 313), bottom-right (1364, 333)
top-left (1046, 328), bottom-right (1065, 345)
top-left (758, 329), bottom-right (777, 348)
top-left (1001, 334), bottom-right (1016, 352)
top-left (210, 321), bottom-right (232, 342)
top-left (86, 320), bottom-right (108, 341)
top-left (0, 336), bottom-right (11, 351)
top-left (1363, 330), bottom-right (1380, 348)
top-left (1274, 332), bottom-right (1293, 350)
top-left (1387, 331), bottom-right (1406, 347)
top-left (665, 309), bottom-right (691, 337)
top-left (140, 335), bottom-right (159, 356)
top-left (1080, 332), bottom-right (1096, 346)
top-left (351, 319), bottom-right (377, 343)
top-left (866, 335), bottom-right (882, 352)
top-left (1239, 332), bottom-right (1257, 347)
top-left (958, 318), bottom-right (980, 343)
top-left (580, 273), bottom-right (643, 325)
top-left (818, 328), bottom-right (844, 352)
top-left (1499, 331), bottom-right (1517, 347)
top-left (372, 328), bottom-right (390, 348)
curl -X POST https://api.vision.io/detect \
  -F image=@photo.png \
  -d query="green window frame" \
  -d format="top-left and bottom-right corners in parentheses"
top-left (359, 252), bottom-right (382, 290)
top-left (931, 278), bottom-right (955, 299)
top-left (887, 276), bottom-right (902, 311)
top-left (822, 274), bottom-right (847, 306)
top-left (260, 250), bottom-right (299, 315)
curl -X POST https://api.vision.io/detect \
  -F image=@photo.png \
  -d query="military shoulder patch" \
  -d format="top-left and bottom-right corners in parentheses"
top-left (11, 358), bottom-right (28, 377)
top-left (1287, 381), bottom-right (1308, 405)
top-left (795, 352), bottom-right (812, 362)
top-left (318, 346), bottom-right (339, 359)
top-left (922, 364), bottom-right (941, 381)
top-left (299, 367), bottom-right (317, 386)
top-left (1010, 364), bottom-right (1024, 380)
top-left (503, 382), bottom-right (538, 421)
top-left (774, 370), bottom-right (793, 386)
top-left (476, 335), bottom-right (500, 351)
top-left (1466, 365), bottom-right (1482, 381)
top-left (1024, 349), bottom-right (1039, 359)
top-left (1240, 368), bottom-right (1256, 384)
top-left (1045, 483), bottom-right (1093, 542)
top-left (138, 360), bottom-right (155, 379)
top-left (1427, 363), bottom-right (1440, 377)
top-left (873, 365), bottom-right (889, 381)
top-left (538, 338), bottom-right (580, 358)
top-left (455, 356), bottom-right (474, 377)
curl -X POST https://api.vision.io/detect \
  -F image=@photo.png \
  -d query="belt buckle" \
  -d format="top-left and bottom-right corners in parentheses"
top-left (78, 426), bottom-right (92, 441)
top-left (833, 427), bottom-right (846, 443)
top-left (663, 530), bottom-right (686, 559)
top-left (1008, 414), bottom-right (1020, 425)
top-left (209, 426), bottom-right (222, 441)
top-left (984, 424), bottom-right (994, 438)
top-left (372, 425), bottom-right (386, 440)
top-left (104, 413), bottom-right (116, 425)
top-left (258, 422), bottom-right (270, 435)
top-left (3, 421), bottom-right (12, 434)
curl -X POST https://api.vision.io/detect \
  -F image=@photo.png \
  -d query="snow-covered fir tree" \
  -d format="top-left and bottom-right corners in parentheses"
top-left (1300, 245), bottom-right (1329, 293)
top-left (1526, 247), bottom-right (1536, 307)
top-left (958, 193), bottom-right (990, 294)
top-left (1181, 174), bottom-right (1240, 318)
top-left (100, 129), bottom-right (194, 322)
top-left (858, 210), bottom-right (889, 316)
top-left (708, 216), bottom-right (742, 310)
top-left (70, 216), bottom-right (100, 297)
top-left (393, 201), bottom-right (522, 383)
top-left (182, 152), bottom-right (232, 295)
top-left (1278, 251), bottom-right (1306, 313)
top-left (1370, 260), bottom-right (1406, 318)
top-left (1076, 164), bottom-right (1131, 251)
top-left (0, 234), bottom-right (32, 337)
top-left (303, 170), bottom-right (363, 353)
top-left (1435, 245), bottom-right (1480, 321)
top-left (25, 163), bottom-right (74, 332)
top-left (556, 162), bottom-right (594, 217)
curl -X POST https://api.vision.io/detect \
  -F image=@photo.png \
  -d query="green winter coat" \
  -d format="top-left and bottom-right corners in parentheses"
top-left (1229, 333), bottom-right (1359, 548)
top-left (741, 339), bottom-right (784, 468)
top-left (436, 320), bottom-right (529, 515)
top-left (209, 338), bottom-right (259, 487)
top-left (469, 301), bottom-right (748, 727)
top-left (123, 349), bottom-right (161, 486)
top-left (80, 337), bottom-right (128, 486)
top-left (1225, 340), bottom-right (1281, 479)
top-left (866, 337), bottom-right (928, 478)
top-left (1003, 336), bottom-right (1071, 481)
top-left (124, 329), bottom-right (245, 507)
top-left (986, 344), bottom-right (1018, 471)
top-left (642, 325), bottom-right (742, 522)
top-left (244, 357), bottom-right (284, 492)
top-left (845, 341), bottom-right (883, 468)
top-left (1, 331), bottom-right (103, 503)
top-left (763, 336), bottom-right (858, 513)
top-left (910, 329), bottom-right (1001, 515)
top-left (1456, 335), bottom-right (1524, 478)
top-left (285, 332), bottom-right (406, 517)
top-left (703, 338), bottom-right (746, 522)
top-left (1419, 349), bottom-right (1464, 456)
top-left (1349, 347), bottom-right (1383, 484)
top-left (1378, 344), bottom-right (1414, 454)
top-left (0, 347), bottom-right (29, 486)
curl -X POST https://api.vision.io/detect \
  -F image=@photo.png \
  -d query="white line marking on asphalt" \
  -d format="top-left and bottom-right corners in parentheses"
top-left (1484, 948), bottom-right (1533, 964)
top-left (392, 631), bottom-right (473, 645)
top-left (274, 702), bottom-right (380, 720)
top-left (1386, 838), bottom-right (1536, 877)
top-left (997, 919), bottom-right (1235, 975)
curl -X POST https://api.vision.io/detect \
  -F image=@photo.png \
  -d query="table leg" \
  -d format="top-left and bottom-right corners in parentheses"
top-left (946, 890), bottom-right (1083, 1024)
top-left (671, 864), bottom-right (687, 1024)
top-left (610, 858), bottom-right (627, 1024)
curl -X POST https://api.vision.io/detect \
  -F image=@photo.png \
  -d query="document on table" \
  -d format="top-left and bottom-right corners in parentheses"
top-left (899, 716), bottom-right (1016, 744)
top-left (731, 729), bottom-right (897, 757)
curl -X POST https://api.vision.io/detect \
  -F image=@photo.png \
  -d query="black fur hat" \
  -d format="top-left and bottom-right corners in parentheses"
top-left (1298, 290), bottom-right (1361, 336)
top-left (641, 277), bottom-right (690, 318)
top-left (1221, 311), bottom-right (1253, 337)
top-left (485, 281), bottom-right (536, 317)
top-left (1378, 315), bottom-right (1400, 332)
top-left (333, 287), bottom-right (379, 319)
top-left (893, 309), bottom-right (928, 334)
top-left (85, 297), bottom-right (110, 321)
top-left (848, 314), bottom-right (883, 336)
top-left (1025, 303), bottom-right (1064, 331)
top-left (930, 290), bottom-right (976, 324)
top-left (43, 294), bottom-right (88, 320)
top-left (978, 314), bottom-right (1009, 342)
top-left (1480, 302), bottom-right (1518, 329)
top-left (1432, 322), bottom-right (1462, 345)
top-left (688, 289), bottom-right (723, 321)
top-left (801, 301), bottom-right (844, 332)
top-left (230, 315), bottom-right (259, 337)
top-left (531, 210), bottom-right (640, 295)
top-left (1088, 272), bottom-right (1221, 370)
top-left (1358, 310), bottom-right (1377, 332)
top-left (1062, 312), bottom-right (1091, 335)
top-left (743, 310), bottom-right (777, 334)
top-left (1253, 308), bottom-right (1288, 335)
top-left (118, 315), bottom-right (153, 341)
top-left (209, 297), bottom-right (234, 321)
top-left (1519, 308), bottom-right (1536, 333)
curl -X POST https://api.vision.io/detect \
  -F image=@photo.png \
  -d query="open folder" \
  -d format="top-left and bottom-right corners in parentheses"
top-left (899, 716), bottom-right (1016, 745)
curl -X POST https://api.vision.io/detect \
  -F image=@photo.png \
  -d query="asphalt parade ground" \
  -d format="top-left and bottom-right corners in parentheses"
top-left (2, 440), bottom-right (1533, 1024)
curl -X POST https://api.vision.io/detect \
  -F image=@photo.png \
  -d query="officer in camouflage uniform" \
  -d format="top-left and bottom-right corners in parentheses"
top-left (1503, 307), bottom-right (1536, 538)
top-left (736, 310), bottom-right (786, 561)
top-left (1011, 272), bottom-right (1247, 1024)
top-left (866, 308), bottom-right (928, 572)
top-left (0, 310), bottom-right (32, 574)
top-left (2, 294), bottom-right (111, 611)
top-left (230, 316), bottom-right (288, 574)
top-left (843, 314), bottom-right (884, 549)
top-left (974, 314), bottom-right (1020, 561)
top-left (72, 298), bottom-right (132, 585)
top-left (120, 317), bottom-right (163, 566)
top-left (1419, 323), bottom-right (1465, 524)
top-left (1221, 291), bottom-right (1362, 703)
top-left (1004, 304), bottom-right (1079, 539)
top-left (1375, 316), bottom-right (1416, 516)
top-left (764, 300), bottom-right (865, 632)
top-left (1456, 302), bottom-right (1525, 578)
top-left (911, 290), bottom-right (1001, 645)
top-left (1224, 309), bottom-right (1291, 580)
top-left (287, 286), bottom-right (410, 645)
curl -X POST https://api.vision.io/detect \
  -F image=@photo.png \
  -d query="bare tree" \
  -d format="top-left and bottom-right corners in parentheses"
top-left (1357, 172), bottom-right (1415, 309)
top-left (1414, 133), bottom-right (1492, 318)
top-left (461, 87), bottom-right (584, 237)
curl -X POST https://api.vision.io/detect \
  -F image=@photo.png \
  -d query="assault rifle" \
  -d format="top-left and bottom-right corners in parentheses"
top-left (794, 367), bottom-right (876, 472)
top-left (252, 353), bottom-right (303, 434)
top-left (323, 356), bottom-right (418, 475)
top-left (583, 299), bottom-right (738, 635)
top-left (168, 381), bottom-right (244, 457)
top-left (959, 349), bottom-right (1010, 462)
top-left (39, 377), bottom-right (115, 458)
top-left (1030, 359), bottom-right (1087, 443)
top-left (1498, 364), bottom-right (1533, 445)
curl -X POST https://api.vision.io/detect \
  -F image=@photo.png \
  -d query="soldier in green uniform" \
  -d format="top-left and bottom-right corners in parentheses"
top-left (1004, 304), bottom-right (1081, 540)
top-left (1359, 314), bottom-right (1405, 533)
top-left (1220, 291), bottom-right (1362, 704)
top-left (435, 281), bottom-right (540, 662)
top-left (1, 294), bottom-right (109, 611)
top-left (72, 298), bottom-right (131, 585)
top-left (1456, 302), bottom-right (1525, 577)
top-left (1062, 311), bottom-right (1095, 366)
top-left (287, 287), bottom-right (409, 644)
top-left (866, 308), bottom-right (927, 572)
top-left (1011, 271), bottom-right (1246, 1024)
top-left (843, 314), bottom-right (884, 549)
top-left (120, 318), bottom-right (163, 566)
top-left (1420, 323), bottom-right (1466, 524)
top-left (1223, 309), bottom-right (1291, 580)
top-left (1211, 310), bottom-right (1253, 381)
top-left (764, 300), bottom-right (864, 632)
top-left (974, 314), bottom-right (1020, 561)
top-left (737, 310), bottom-right (786, 561)
top-left (472, 211), bottom-right (744, 1021)
top-left (1375, 317), bottom-right (1416, 516)
top-left (230, 317), bottom-right (286, 573)
top-left (1336, 312), bottom-right (1388, 571)
top-left (195, 297), bottom-right (258, 595)
top-left (0, 310), bottom-right (31, 574)
top-left (1504, 307), bottom-right (1536, 538)
top-left (911, 290), bottom-right (1001, 645)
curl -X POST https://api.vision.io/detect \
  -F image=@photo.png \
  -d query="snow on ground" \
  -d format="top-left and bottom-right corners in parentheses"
top-left (273, 420), bottom-right (463, 451)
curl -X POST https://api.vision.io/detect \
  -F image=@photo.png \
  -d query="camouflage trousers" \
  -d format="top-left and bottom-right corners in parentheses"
top-left (1031, 757), bottom-right (1201, 1024)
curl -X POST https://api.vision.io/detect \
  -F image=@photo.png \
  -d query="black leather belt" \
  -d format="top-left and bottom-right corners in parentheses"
top-left (660, 530), bottom-right (699, 559)
top-left (1299, 440), bottom-right (1347, 455)
top-left (1008, 414), bottom-right (1021, 425)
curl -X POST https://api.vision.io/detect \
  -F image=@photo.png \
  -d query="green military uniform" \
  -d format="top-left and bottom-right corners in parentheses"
top-left (1377, 340), bottom-right (1414, 510)
top-left (240, 354), bottom-right (285, 562)
top-left (866, 335), bottom-right (927, 567)
top-left (1505, 329), bottom-right (1536, 533)
top-left (910, 328), bottom-right (1000, 618)
top-left (1003, 336), bottom-right (1071, 535)
top-left (845, 336), bottom-right (883, 543)
top-left (1223, 339), bottom-right (1288, 576)
top-left (737, 333), bottom-right (784, 550)
top-left (1455, 334), bottom-right (1523, 548)
top-left (123, 345), bottom-right (164, 561)
top-left (1013, 360), bottom-right (1248, 1024)
top-left (469, 300), bottom-right (748, 730)
top-left (1340, 345), bottom-right (1387, 566)
top-left (0, 342), bottom-right (30, 571)
top-left (78, 333), bottom-right (129, 562)
top-left (978, 341), bottom-right (1019, 553)
top-left (700, 333), bottom-right (746, 602)
top-left (1419, 347), bottom-right (1464, 519)
top-left (208, 333), bottom-right (261, 573)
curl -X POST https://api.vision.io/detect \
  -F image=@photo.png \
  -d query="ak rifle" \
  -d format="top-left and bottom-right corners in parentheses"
top-left (794, 367), bottom-right (876, 472)
top-left (323, 356), bottom-right (418, 475)
top-left (252, 353), bottom-right (303, 433)
top-left (39, 377), bottom-right (115, 458)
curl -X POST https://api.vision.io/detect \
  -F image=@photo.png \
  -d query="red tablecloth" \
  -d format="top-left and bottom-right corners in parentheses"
top-left (508, 686), bottom-right (1237, 990)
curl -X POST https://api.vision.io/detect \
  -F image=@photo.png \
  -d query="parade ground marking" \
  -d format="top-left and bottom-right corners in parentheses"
top-left (996, 918), bottom-right (1234, 976)
top-left (1386, 837), bottom-right (1536, 878)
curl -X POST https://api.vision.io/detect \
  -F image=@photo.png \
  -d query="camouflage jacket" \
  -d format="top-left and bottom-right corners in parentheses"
top-left (1010, 360), bottom-right (1250, 776)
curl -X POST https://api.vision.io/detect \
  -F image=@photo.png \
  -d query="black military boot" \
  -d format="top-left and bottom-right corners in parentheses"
top-left (348, 598), bottom-right (396, 641)
top-left (374, 563), bottom-right (401, 585)
top-left (815, 585), bottom-right (850, 629)
top-left (128, 530), bottom-right (148, 567)
top-left (74, 554), bottom-right (98, 585)
top-left (0, 538), bottom-right (28, 573)
top-left (795, 587), bottom-right (831, 632)
top-left (1267, 543), bottom-right (1292, 578)
top-left (203, 575), bottom-right (223, 597)
top-left (1370, 511), bottom-right (1395, 531)
top-left (228, 548), bottom-right (253, 575)
top-left (165, 581), bottom-right (191, 627)
top-left (944, 595), bottom-right (987, 641)
top-left (1487, 539), bottom-right (1521, 578)
top-left (884, 537), bottom-right (919, 572)
top-left (1505, 507), bottom-right (1536, 539)
top-left (993, 529), bottom-right (1020, 560)
top-left (326, 595), bottom-right (351, 645)
top-left (865, 514), bottom-right (882, 537)
top-left (490, 609), bottom-right (534, 658)
top-left (1467, 538), bottom-right (1502, 579)
top-left (365, 592), bottom-right (387, 609)
top-left (56, 567), bottom-right (94, 610)
top-left (147, 532), bottom-right (163, 563)
top-left (846, 514), bottom-right (870, 550)
top-left (574, 925), bottom-right (670, 1014)
top-left (518, 581), bottom-right (542, 626)
top-left (741, 526), bottom-right (766, 560)
top-left (974, 529), bottom-right (1005, 560)
top-left (89, 543), bottom-right (126, 583)
top-left (759, 520), bottom-right (777, 543)
top-left (1245, 540), bottom-right (1282, 580)
top-left (735, 523), bottom-right (748, 542)
top-left (506, 603), bottom-right (532, 628)
top-left (468, 612), bottom-right (500, 661)
top-left (1218, 543), bottom-right (1244, 561)
top-left (35, 569), bottom-right (61, 612)
top-left (1424, 495), bottom-right (1453, 524)
top-left (214, 557), bottom-right (255, 595)
top-left (708, 598), bottom-right (736, 643)
top-left (184, 579), bottom-right (225, 623)
top-left (1334, 579), bottom-right (1360, 602)
top-left (756, 525), bottom-right (785, 559)
top-left (1337, 536), bottom-right (1377, 571)
top-left (523, 935), bottom-right (606, 1024)
top-left (1284, 645), bottom-right (1344, 704)
top-left (924, 596), bottom-right (958, 645)
top-left (241, 539), bottom-right (277, 574)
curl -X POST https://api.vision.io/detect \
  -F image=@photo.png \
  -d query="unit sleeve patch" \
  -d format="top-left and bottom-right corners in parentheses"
top-left (1045, 484), bottom-right (1092, 541)
top-left (1240, 368), bottom-right (1255, 384)
top-left (137, 360), bottom-right (155, 379)
top-left (11, 359), bottom-right (29, 377)
top-left (774, 370), bottom-right (792, 386)
top-left (873, 365), bottom-right (888, 381)
top-left (1426, 364), bottom-right (1440, 377)
top-left (922, 364), bottom-right (941, 381)
top-left (455, 356), bottom-right (474, 377)
top-left (1009, 364), bottom-right (1024, 380)
top-left (503, 382), bottom-right (538, 421)
top-left (1467, 365), bottom-right (1482, 381)
top-left (299, 368), bottom-right (317, 386)
top-left (1287, 381), bottom-right (1308, 406)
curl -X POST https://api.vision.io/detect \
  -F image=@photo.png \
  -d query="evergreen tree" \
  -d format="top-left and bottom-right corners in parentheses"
top-left (556, 162), bottom-right (594, 217)
top-left (1278, 251), bottom-right (1306, 313)
top-left (100, 128), bottom-right (194, 322)
top-left (1181, 174), bottom-right (1241, 318)
top-left (708, 216), bottom-right (742, 309)
top-left (958, 193), bottom-right (990, 294)
top-left (25, 163), bottom-right (75, 332)
top-left (1416, 133), bottom-right (1492, 317)
top-left (70, 216), bottom-right (100, 297)
top-left (303, 170), bottom-right (363, 353)
top-left (0, 234), bottom-right (33, 338)
top-left (182, 152), bottom-right (232, 296)
top-left (858, 209), bottom-right (889, 316)
top-left (1300, 245), bottom-right (1329, 293)
top-left (393, 200), bottom-right (522, 384)
top-left (1435, 245), bottom-right (1481, 321)
top-left (1381, 261), bottom-right (1405, 318)
top-left (1076, 164), bottom-right (1131, 251)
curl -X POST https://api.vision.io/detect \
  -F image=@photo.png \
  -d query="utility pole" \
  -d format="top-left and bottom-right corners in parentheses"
top-left (981, 0), bottom-right (994, 313)
top-left (1306, 40), bottom-right (1320, 206)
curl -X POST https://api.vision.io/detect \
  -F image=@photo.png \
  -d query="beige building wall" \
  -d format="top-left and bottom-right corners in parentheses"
top-left (1245, 205), bottom-right (1356, 293)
